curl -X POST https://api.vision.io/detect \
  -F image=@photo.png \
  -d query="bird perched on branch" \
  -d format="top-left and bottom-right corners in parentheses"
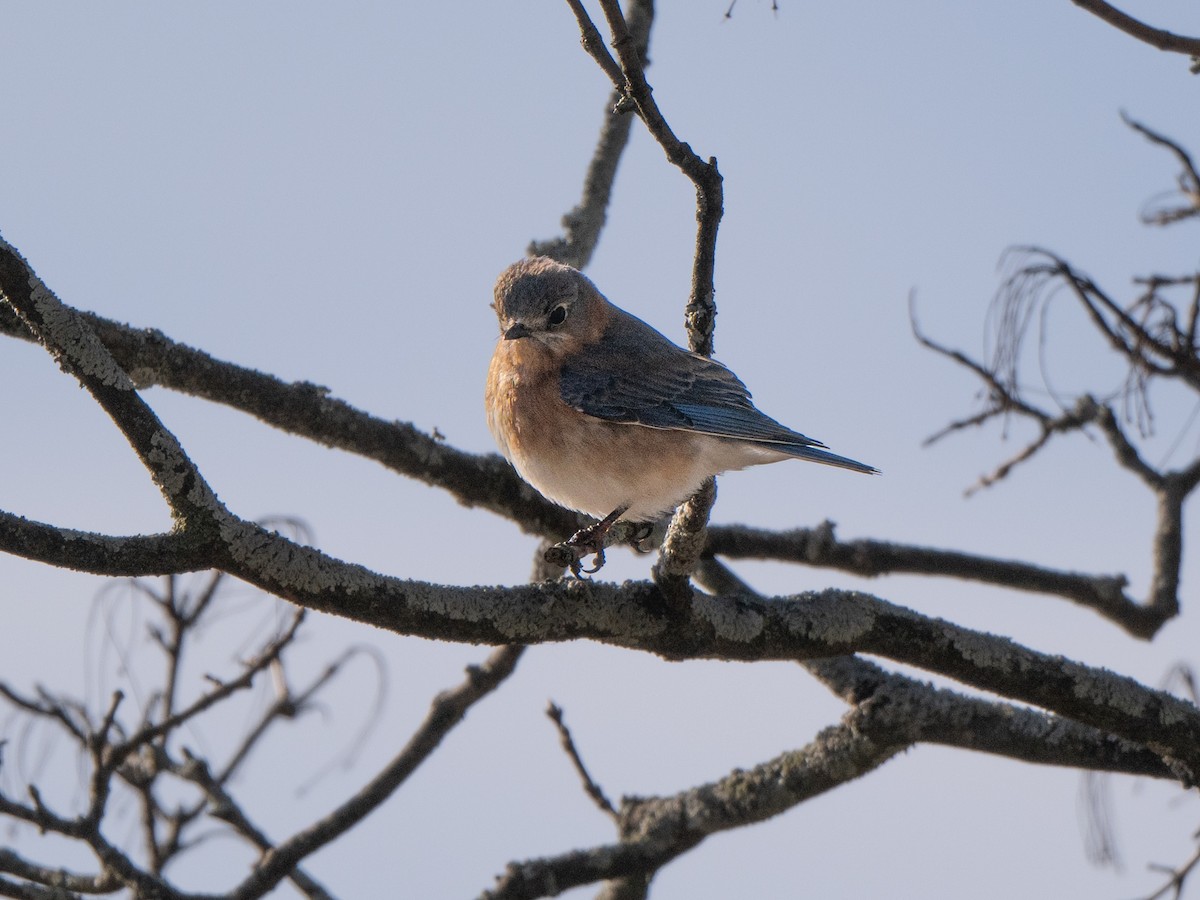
top-left (486, 256), bottom-right (877, 573)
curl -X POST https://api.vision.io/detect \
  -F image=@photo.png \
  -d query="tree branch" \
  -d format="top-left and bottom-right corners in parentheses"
top-left (0, 849), bottom-right (119, 897)
top-left (1122, 113), bottom-right (1200, 225)
top-left (0, 238), bottom-right (225, 534)
top-left (485, 711), bottom-right (906, 899)
top-left (533, 0), bottom-right (654, 270)
top-left (1069, 0), bottom-right (1200, 60)
top-left (704, 519), bottom-right (1170, 637)
top-left (3, 491), bottom-right (1198, 782)
top-left (224, 644), bottom-right (524, 899)
top-left (545, 702), bottom-right (617, 820)
top-left (485, 613), bottom-right (1177, 900)
top-left (590, 0), bottom-right (723, 356)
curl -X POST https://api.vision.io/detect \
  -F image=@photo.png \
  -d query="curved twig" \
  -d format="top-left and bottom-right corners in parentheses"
top-left (1069, 0), bottom-right (1200, 60)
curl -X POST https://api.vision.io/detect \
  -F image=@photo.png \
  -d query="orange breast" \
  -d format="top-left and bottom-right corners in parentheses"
top-left (486, 339), bottom-right (561, 461)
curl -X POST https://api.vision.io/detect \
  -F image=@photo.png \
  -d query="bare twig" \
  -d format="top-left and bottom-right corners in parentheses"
top-left (225, 644), bottom-right (524, 899)
top-left (703, 520), bottom-right (1168, 637)
top-left (1069, 0), bottom-right (1200, 61)
top-left (545, 702), bottom-right (617, 820)
top-left (591, 0), bottom-right (724, 356)
top-left (1122, 113), bottom-right (1200, 228)
top-left (1142, 833), bottom-right (1200, 900)
top-left (104, 611), bottom-right (305, 769)
top-left (563, 0), bottom-right (624, 89)
top-left (0, 848), bottom-right (121, 896)
top-left (533, 0), bottom-right (654, 270)
top-left (176, 752), bottom-right (335, 900)
top-left (0, 683), bottom-right (89, 745)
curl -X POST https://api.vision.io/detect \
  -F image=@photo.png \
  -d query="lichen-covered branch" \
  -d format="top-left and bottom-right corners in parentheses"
top-left (0, 236), bottom-right (225, 533)
top-left (483, 716), bottom-right (902, 900)
top-left (485, 644), bottom-right (1180, 900)
top-left (0, 297), bottom-right (583, 544)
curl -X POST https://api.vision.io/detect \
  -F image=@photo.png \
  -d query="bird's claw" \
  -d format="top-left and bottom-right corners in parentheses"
top-left (564, 520), bottom-right (610, 577)
top-left (545, 509), bottom-right (628, 578)
top-left (573, 548), bottom-right (605, 577)
top-left (630, 522), bottom-right (655, 553)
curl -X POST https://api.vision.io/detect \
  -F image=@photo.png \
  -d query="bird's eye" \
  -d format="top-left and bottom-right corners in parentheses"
top-left (547, 305), bottom-right (568, 327)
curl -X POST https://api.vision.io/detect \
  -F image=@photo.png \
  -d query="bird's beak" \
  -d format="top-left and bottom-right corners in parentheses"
top-left (503, 322), bottom-right (532, 341)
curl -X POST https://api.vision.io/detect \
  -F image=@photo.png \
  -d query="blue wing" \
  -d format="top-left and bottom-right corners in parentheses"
top-left (559, 307), bottom-right (877, 474)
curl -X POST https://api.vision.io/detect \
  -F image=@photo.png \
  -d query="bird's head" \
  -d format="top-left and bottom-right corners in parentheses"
top-left (491, 257), bottom-right (604, 352)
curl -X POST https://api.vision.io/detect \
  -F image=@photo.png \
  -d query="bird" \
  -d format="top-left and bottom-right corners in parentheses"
top-left (486, 256), bottom-right (877, 573)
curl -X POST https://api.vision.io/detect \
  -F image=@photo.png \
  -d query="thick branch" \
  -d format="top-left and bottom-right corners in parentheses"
top-left (803, 655), bottom-right (1174, 778)
top-left (3, 494), bottom-right (1197, 781)
top-left (487, 566), bottom-right (1175, 899)
top-left (691, 561), bottom-right (1176, 779)
top-left (486, 650), bottom-right (1175, 899)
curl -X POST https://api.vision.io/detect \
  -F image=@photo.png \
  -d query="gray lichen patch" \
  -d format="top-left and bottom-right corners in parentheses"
top-left (1066, 659), bottom-right (1153, 720)
top-left (946, 626), bottom-right (1020, 675)
top-left (28, 275), bottom-right (134, 390)
top-left (692, 593), bottom-right (765, 643)
top-left (147, 431), bottom-right (191, 497)
top-left (219, 518), bottom-right (378, 596)
top-left (415, 581), bottom-right (523, 632)
top-left (782, 590), bottom-right (875, 646)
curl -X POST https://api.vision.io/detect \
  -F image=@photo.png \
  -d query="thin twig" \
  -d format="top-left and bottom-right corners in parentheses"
top-left (531, 0), bottom-right (653, 270)
top-left (176, 752), bottom-right (335, 900)
top-left (1142, 836), bottom-right (1200, 900)
top-left (225, 644), bottom-right (525, 899)
top-left (104, 611), bottom-right (306, 768)
top-left (1069, 0), bottom-right (1200, 59)
top-left (545, 702), bottom-right (617, 820)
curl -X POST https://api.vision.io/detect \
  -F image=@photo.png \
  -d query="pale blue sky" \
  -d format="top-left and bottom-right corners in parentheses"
top-left (2, 2), bottom-right (1199, 897)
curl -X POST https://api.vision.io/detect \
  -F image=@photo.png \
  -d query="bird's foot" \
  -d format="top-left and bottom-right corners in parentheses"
top-left (544, 506), bottom-right (629, 578)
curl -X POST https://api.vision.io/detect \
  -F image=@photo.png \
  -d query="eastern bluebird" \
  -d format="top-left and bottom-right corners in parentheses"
top-left (486, 257), bottom-right (877, 571)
